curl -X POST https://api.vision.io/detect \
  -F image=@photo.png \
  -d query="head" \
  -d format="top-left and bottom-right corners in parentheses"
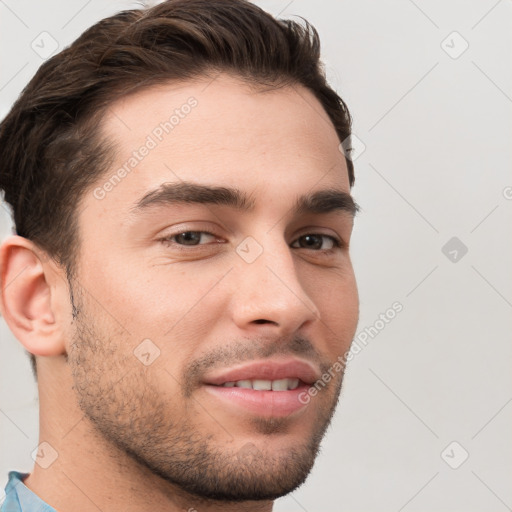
top-left (0, 0), bottom-right (358, 504)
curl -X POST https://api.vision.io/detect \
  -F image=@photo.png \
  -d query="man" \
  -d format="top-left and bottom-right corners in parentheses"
top-left (0, 0), bottom-right (359, 510)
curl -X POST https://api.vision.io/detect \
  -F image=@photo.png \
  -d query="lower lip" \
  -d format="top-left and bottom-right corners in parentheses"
top-left (203, 384), bottom-right (311, 417)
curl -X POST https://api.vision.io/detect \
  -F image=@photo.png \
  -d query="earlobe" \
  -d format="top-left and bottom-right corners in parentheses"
top-left (0, 235), bottom-right (67, 357)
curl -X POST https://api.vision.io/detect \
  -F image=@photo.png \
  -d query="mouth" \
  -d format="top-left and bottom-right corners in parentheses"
top-left (201, 358), bottom-right (319, 417)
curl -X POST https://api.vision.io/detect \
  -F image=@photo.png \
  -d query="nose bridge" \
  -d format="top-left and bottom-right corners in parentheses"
top-left (230, 234), bottom-right (320, 330)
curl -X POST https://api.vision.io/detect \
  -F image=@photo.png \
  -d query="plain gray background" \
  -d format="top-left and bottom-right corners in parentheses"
top-left (1, 1), bottom-right (511, 510)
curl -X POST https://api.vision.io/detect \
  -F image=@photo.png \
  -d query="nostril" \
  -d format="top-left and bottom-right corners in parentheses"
top-left (253, 319), bottom-right (273, 325)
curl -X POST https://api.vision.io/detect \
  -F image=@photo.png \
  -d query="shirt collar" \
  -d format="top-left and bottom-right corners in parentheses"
top-left (4, 471), bottom-right (57, 512)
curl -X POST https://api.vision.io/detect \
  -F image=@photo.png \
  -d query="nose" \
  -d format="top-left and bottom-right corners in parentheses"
top-left (229, 239), bottom-right (320, 337)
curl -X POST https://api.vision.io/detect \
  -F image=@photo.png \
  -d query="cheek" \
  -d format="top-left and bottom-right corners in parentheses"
top-left (309, 266), bottom-right (359, 352)
top-left (86, 254), bottom-right (227, 338)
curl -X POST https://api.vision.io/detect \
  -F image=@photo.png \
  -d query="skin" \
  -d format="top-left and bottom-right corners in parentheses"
top-left (0, 73), bottom-right (359, 512)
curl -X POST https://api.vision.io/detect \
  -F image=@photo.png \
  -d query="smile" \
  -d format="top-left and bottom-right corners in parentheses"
top-left (202, 358), bottom-right (319, 417)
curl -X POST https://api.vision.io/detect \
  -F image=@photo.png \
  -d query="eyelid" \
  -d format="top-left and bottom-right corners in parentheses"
top-left (156, 221), bottom-right (224, 239)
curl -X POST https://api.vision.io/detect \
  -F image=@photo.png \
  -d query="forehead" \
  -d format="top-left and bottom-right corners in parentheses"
top-left (87, 74), bottom-right (350, 219)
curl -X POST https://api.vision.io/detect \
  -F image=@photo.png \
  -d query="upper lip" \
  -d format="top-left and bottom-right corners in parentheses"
top-left (202, 358), bottom-right (321, 386)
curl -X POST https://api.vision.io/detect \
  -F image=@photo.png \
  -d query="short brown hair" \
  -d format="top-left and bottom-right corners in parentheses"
top-left (0, 0), bottom-right (354, 375)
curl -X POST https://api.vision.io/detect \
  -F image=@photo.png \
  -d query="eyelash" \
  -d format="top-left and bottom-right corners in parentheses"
top-left (158, 231), bottom-right (343, 253)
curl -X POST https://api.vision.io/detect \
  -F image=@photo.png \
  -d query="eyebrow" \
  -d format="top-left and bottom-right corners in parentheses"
top-left (131, 182), bottom-right (359, 217)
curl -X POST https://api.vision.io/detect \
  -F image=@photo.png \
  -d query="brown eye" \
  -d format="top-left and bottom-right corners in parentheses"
top-left (291, 234), bottom-right (338, 251)
top-left (162, 231), bottom-right (218, 246)
top-left (175, 231), bottom-right (202, 245)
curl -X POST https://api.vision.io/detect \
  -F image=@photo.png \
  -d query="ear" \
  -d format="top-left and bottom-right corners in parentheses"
top-left (0, 235), bottom-right (68, 357)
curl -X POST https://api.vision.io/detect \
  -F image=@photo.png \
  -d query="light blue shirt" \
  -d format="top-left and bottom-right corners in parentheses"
top-left (1, 472), bottom-right (56, 512)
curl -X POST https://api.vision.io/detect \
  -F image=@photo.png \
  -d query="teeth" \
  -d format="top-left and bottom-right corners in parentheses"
top-left (288, 378), bottom-right (299, 390)
top-left (253, 379), bottom-right (272, 391)
top-left (220, 378), bottom-right (301, 390)
top-left (272, 379), bottom-right (289, 391)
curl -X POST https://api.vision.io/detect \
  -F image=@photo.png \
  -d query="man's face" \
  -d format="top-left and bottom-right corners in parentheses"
top-left (68, 74), bottom-right (359, 501)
